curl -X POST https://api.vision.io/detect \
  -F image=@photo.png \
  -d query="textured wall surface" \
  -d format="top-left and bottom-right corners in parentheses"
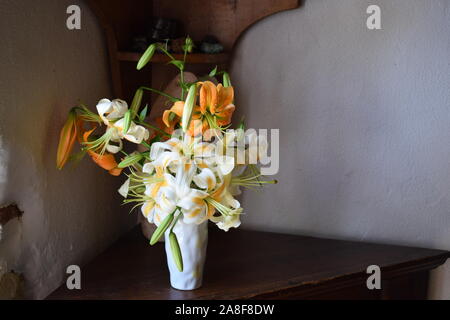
top-left (0, 0), bottom-right (135, 299)
top-left (231, 0), bottom-right (450, 299)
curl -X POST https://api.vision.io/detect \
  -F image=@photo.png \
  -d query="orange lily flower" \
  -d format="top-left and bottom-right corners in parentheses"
top-left (162, 101), bottom-right (209, 136)
top-left (82, 128), bottom-right (122, 176)
top-left (162, 101), bottom-right (184, 130)
top-left (199, 81), bottom-right (235, 126)
top-left (56, 109), bottom-right (81, 170)
top-left (161, 81), bottom-right (235, 137)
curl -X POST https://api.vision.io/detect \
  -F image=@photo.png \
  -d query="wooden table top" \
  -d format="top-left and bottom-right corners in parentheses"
top-left (48, 226), bottom-right (450, 300)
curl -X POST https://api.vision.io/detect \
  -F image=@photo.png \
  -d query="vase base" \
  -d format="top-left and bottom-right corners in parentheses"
top-left (170, 277), bottom-right (203, 291)
top-left (165, 221), bottom-right (208, 291)
top-left (170, 283), bottom-right (202, 291)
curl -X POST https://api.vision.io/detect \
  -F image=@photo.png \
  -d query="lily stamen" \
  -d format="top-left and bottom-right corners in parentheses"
top-left (83, 127), bottom-right (117, 155)
top-left (205, 197), bottom-right (242, 217)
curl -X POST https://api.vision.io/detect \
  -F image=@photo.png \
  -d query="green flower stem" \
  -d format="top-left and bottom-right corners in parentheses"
top-left (180, 49), bottom-right (188, 100)
top-left (140, 86), bottom-right (180, 103)
top-left (157, 45), bottom-right (176, 61)
top-left (170, 211), bottom-right (182, 232)
top-left (137, 121), bottom-right (171, 137)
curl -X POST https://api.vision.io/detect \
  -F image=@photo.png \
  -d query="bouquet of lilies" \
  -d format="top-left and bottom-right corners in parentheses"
top-left (56, 38), bottom-right (276, 271)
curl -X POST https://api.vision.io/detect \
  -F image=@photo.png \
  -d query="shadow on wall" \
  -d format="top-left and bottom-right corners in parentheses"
top-left (0, 0), bottom-right (136, 299)
top-left (0, 140), bottom-right (23, 299)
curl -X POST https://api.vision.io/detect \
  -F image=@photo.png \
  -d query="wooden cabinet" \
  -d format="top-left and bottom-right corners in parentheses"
top-left (48, 227), bottom-right (449, 300)
top-left (86, 0), bottom-right (300, 102)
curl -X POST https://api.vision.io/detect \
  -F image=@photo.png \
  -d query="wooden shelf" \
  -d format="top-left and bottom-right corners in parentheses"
top-left (47, 227), bottom-right (450, 300)
top-left (117, 52), bottom-right (229, 64)
top-left (86, 0), bottom-right (300, 99)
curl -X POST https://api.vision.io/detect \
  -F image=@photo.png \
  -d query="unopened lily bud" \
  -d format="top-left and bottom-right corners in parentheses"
top-left (183, 36), bottom-right (194, 53)
top-left (130, 88), bottom-right (143, 118)
top-left (150, 212), bottom-right (175, 245)
top-left (56, 108), bottom-right (80, 170)
top-left (182, 84), bottom-right (197, 133)
top-left (117, 152), bottom-right (143, 168)
top-left (137, 44), bottom-right (156, 70)
top-left (223, 72), bottom-right (232, 88)
top-left (169, 232), bottom-right (183, 272)
top-left (122, 110), bottom-right (132, 134)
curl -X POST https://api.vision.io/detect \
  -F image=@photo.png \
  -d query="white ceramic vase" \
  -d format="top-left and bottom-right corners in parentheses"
top-left (164, 220), bottom-right (208, 290)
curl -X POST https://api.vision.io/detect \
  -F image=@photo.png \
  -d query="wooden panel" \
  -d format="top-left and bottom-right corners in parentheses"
top-left (118, 52), bottom-right (229, 64)
top-left (87, 0), bottom-right (153, 50)
top-left (47, 227), bottom-right (450, 300)
top-left (380, 271), bottom-right (430, 300)
top-left (86, 0), bottom-right (301, 98)
top-left (152, 0), bottom-right (300, 51)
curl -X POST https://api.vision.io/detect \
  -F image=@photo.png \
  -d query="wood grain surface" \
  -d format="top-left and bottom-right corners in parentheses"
top-left (47, 227), bottom-right (450, 300)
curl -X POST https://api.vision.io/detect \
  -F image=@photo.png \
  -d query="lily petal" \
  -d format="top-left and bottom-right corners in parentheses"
top-left (193, 168), bottom-right (217, 190)
top-left (118, 178), bottom-right (130, 198)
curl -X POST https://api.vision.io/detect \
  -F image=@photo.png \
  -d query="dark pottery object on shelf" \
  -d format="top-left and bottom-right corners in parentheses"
top-left (130, 35), bottom-right (148, 53)
top-left (200, 35), bottom-right (224, 54)
top-left (148, 18), bottom-right (178, 42)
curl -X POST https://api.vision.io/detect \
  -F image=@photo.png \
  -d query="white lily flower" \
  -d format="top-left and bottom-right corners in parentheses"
top-left (192, 140), bottom-right (216, 159)
top-left (149, 138), bottom-right (183, 161)
top-left (212, 213), bottom-right (242, 232)
top-left (193, 168), bottom-right (217, 190)
top-left (158, 163), bottom-right (210, 225)
top-left (215, 155), bottom-right (235, 176)
top-left (149, 136), bottom-right (217, 173)
top-left (142, 155), bottom-right (175, 200)
top-left (96, 98), bottom-right (128, 126)
top-left (118, 177), bottom-right (131, 198)
top-left (141, 199), bottom-right (168, 225)
top-left (207, 191), bottom-right (243, 232)
top-left (141, 199), bottom-right (155, 220)
top-left (215, 174), bottom-right (241, 209)
top-left (113, 118), bottom-right (149, 144)
top-left (91, 98), bottom-right (149, 155)
top-left (105, 131), bottom-right (123, 154)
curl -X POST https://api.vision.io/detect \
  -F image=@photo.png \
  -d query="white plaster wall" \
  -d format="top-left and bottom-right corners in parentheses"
top-left (231, 0), bottom-right (450, 299)
top-left (0, 0), bottom-right (135, 299)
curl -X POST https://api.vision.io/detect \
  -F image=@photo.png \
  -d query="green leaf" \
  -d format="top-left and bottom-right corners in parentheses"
top-left (169, 232), bottom-right (183, 272)
top-left (139, 104), bottom-right (149, 122)
top-left (122, 110), bottom-right (132, 134)
top-left (209, 66), bottom-right (218, 77)
top-left (150, 212), bottom-right (175, 245)
top-left (118, 153), bottom-right (144, 169)
top-left (137, 44), bottom-right (157, 70)
top-left (168, 60), bottom-right (184, 70)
